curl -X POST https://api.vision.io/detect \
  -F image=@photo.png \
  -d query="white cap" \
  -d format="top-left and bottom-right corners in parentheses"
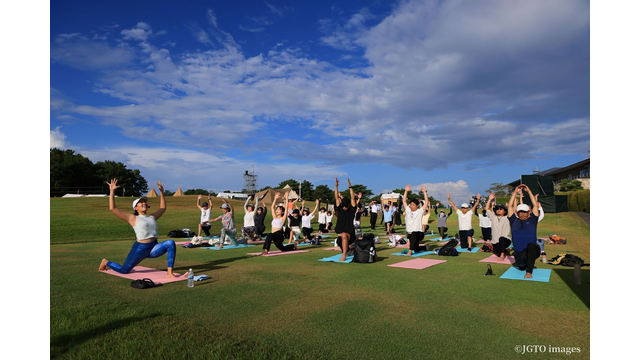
top-left (220, 203), bottom-right (230, 209)
top-left (132, 197), bottom-right (148, 210)
top-left (460, 203), bottom-right (469, 208)
top-left (516, 204), bottom-right (530, 212)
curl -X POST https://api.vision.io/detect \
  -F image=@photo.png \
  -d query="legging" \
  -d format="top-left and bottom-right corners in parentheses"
top-left (241, 226), bottom-right (256, 239)
top-left (107, 240), bottom-right (176, 274)
top-left (302, 227), bottom-right (313, 240)
top-left (481, 227), bottom-right (492, 241)
top-left (493, 236), bottom-right (512, 257)
top-left (439, 226), bottom-right (447, 238)
top-left (408, 232), bottom-right (428, 253)
top-left (327, 222), bottom-right (333, 231)
top-left (318, 223), bottom-right (327, 233)
top-left (221, 228), bottom-right (238, 246)
top-left (255, 226), bottom-right (266, 238)
top-left (514, 243), bottom-right (541, 274)
top-left (263, 230), bottom-right (296, 252)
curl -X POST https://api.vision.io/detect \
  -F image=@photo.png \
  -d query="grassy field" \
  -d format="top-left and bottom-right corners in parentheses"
top-left (51, 196), bottom-right (590, 359)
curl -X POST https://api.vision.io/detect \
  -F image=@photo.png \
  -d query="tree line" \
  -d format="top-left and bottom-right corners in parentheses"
top-left (50, 148), bottom-right (148, 197)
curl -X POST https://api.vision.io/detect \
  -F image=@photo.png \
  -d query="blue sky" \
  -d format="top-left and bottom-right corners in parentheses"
top-left (49, 0), bottom-right (590, 204)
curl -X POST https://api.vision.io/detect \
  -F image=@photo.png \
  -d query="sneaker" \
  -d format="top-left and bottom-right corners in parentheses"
top-left (467, 247), bottom-right (472, 252)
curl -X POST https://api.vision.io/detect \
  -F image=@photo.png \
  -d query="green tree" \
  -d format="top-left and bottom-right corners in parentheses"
top-left (50, 148), bottom-right (97, 189)
top-left (276, 179), bottom-right (315, 200)
top-left (340, 184), bottom-right (374, 202)
top-left (277, 179), bottom-right (299, 189)
top-left (184, 189), bottom-right (209, 195)
top-left (557, 179), bottom-right (584, 192)
top-left (94, 160), bottom-right (148, 196)
top-left (485, 183), bottom-right (512, 198)
top-left (313, 184), bottom-right (333, 207)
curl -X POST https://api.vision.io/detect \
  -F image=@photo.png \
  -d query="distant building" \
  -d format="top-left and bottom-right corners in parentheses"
top-left (508, 158), bottom-right (590, 190)
top-left (216, 193), bottom-right (249, 200)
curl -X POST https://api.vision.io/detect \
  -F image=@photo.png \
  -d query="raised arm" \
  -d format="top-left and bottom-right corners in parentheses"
top-left (312, 199), bottom-right (320, 215)
top-left (522, 185), bottom-right (539, 217)
top-left (244, 196), bottom-right (251, 213)
top-left (151, 181), bottom-right (167, 220)
top-left (197, 194), bottom-right (203, 210)
top-left (356, 192), bottom-right (362, 207)
top-left (420, 185), bottom-right (429, 212)
top-left (403, 184), bottom-right (410, 209)
top-left (334, 178), bottom-right (341, 207)
top-left (447, 193), bottom-right (458, 212)
top-left (485, 193), bottom-right (495, 213)
top-left (471, 193), bottom-right (481, 213)
top-left (272, 193), bottom-right (280, 215)
top-left (347, 178), bottom-right (356, 207)
top-left (106, 178), bottom-right (136, 225)
top-left (507, 186), bottom-right (520, 217)
top-left (223, 197), bottom-right (234, 214)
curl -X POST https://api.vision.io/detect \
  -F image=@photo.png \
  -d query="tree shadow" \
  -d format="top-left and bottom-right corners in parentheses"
top-left (51, 313), bottom-right (162, 359)
top-left (553, 267), bottom-right (590, 309)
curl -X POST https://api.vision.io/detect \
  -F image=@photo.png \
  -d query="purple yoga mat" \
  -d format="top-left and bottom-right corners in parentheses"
top-left (102, 266), bottom-right (188, 284)
top-left (388, 258), bottom-right (447, 270)
top-left (478, 255), bottom-right (516, 265)
top-left (246, 250), bottom-right (310, 256)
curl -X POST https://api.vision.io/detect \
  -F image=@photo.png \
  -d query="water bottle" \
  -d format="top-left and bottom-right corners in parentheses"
top-left (187, 268), bottom-right (194, 288)
top-left (541, 252), bottom-right (547, 264)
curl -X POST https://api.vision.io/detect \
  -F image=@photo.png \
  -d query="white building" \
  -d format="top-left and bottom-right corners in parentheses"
top-left (216, 193), bottom-right (249, 200)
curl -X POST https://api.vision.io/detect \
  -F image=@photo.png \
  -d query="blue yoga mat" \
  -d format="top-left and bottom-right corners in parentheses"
top-left (424, 234), bottom-right (439, 238)
top-left (201, 244), bottom-right (256, 250)
top-left (318, 254), bottom-right (353, 263)
top-left (455, 246), bottom-right (480, 253)
top-left (391, 251), bottom-right (436, 257)
top-left (500, 267), bottom-right (551, 282)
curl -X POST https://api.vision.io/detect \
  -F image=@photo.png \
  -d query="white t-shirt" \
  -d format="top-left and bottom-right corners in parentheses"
top-left (326, 214), bottom-right (333, 223)
top-left (457, 209), bottom-right (473, 230)
top-left (244, 211), bottom-right (255, 227)
top-left (318, 212), bottom-right (327, 224)
top-left (201, 208), bottom-right (211, 224)
top-left (479, 215), bottom-right (491, 228)
top-left (370, 205), bottom-right (378, 213)
top-left (302, 214), bottom-right (314, 228)
top-left (405, 208), bottom-right (425, 233)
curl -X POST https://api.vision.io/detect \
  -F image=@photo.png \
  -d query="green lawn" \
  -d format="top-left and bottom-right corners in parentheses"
top-left (51, 196), bottom-right (590, 359)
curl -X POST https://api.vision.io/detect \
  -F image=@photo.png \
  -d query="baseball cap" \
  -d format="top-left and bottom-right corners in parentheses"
top-left (516, 204), bottom-right (530, 212)
top-left (220, 203), bottom-right (230, 209)
top-left (460, 203), bottom-right (469, 208)
top-left (202, 202), bottom-right (208, 207)
top-left (132, 197), bottom-right (148, 210)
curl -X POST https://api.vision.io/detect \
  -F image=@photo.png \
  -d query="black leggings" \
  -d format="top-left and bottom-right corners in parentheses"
top-left (302, 227), bottom-right (313, 240)
top-left (255, 226), bottom-right (266, 238)
top-left (319, 223), bottom-right (327, 233)
top-left (514, 243), bottom-right (541, 274)
top-left (408, 232), bottom-right (428, 253)
top-left (481, 227), bottom-right (492, 241)
top-left (493, 237), bottom-right (512, 257)
top-left (263, 231), bottom-right (296, 252)
top-left (370, 213), bottom-right (377, 229)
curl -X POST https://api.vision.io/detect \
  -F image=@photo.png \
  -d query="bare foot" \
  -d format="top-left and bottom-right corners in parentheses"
top-left (407, 250), bottom-right (412, 256)
top-left (338, 255), bottom-right (347, 262)
top-left (294, 242), bottom-right (298, 250)
top-left (166, 272), bottom-right (177, 278)
top-left (524, 272), bottom-right (533, 279)
top-left (217, 245), bottom-right (223, 250)
top-left (499, 254), bottom-right (505, 261)
top-left (99, 259), bottom-right (108, 271)
top-left (260, 250), bottom-right (269, 256)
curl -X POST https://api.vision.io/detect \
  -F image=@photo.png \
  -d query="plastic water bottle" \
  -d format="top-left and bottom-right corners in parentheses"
top-left (541, 252), bottom-right (547, 264)
top-left (187, 268), bottom-right (194, 288)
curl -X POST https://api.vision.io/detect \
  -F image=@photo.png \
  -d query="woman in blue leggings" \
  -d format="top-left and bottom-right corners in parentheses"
top-left (99, 178), bottom-right (181, 278)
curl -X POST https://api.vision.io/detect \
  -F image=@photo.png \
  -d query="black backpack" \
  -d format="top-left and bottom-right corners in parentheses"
top-left (167, 230), bottom-right (194, 238)
top-left (438, 239), bottom-right (459, 256)
top-left (352, 234), bottom-right (377, 263)
top-left (550, 254), bottom-right (588, 267)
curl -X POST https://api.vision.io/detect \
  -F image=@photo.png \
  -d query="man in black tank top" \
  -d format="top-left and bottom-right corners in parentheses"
top-left (335, 177), bottom-right (358, 262)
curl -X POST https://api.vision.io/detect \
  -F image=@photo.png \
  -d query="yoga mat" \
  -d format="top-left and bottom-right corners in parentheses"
top-left (102, 266), bottom-right (187, 285)
top-left (479, 255), bottom-right (516, 265)
top-left (390, 251), bottom-right (436, 257)
top-left (455, 246), bottom-right (480, 253)
top-left (318, 254), bottom-right (354, 263)
top-left (474, 239), bottom-right (487, 243)
top-left (323, 247), bottom-right (342, 251)
top-left (438, 237), bottom-right (455, 242)
top-left (247, 250), bottom-right (310, 256)
top-left (388, 258), bottom-right (447, 270)
top-left (500, 267), bottom-right (552, 283)
top-left (247, 240), bottom-right (265, 244)
top-left (201, 244), bottom-right (256, 250)
top-left (424, 234), bottom-right (439, 238)
top-left (175, 241), bottom-right (190, 245)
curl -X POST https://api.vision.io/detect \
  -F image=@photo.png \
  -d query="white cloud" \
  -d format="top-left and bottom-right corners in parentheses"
top-left (50, 127), bottom-right (67, 149)
top-left (420, 180), bottom-right (474, 206)
top-left (121, 22), bottom-right (153, 41)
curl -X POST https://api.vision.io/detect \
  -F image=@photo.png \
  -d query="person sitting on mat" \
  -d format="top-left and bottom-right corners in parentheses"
top-left (260, 191), bottom-right (298, 255)
top-left (335, 177), bottom-right (358, 262)
top-left (254, 201), bottom-right (268, 241)
top-left (448, 193), bottom-right (480, 251)
top-left (99, 178), bottom-right (181, 278)
top-left (474, 206), bottom-right (492, 242)
top-left (435, 203), bottom-right (452, 240)
top-left (508, 184), bottom-right (541, 278)
top-left (204, 198), bottom-right (238, 249)
top-left (241, 195), bottom-right (258, 241)
top-left (300, 199), bottom-right (320, 242)
top-left (403, 184), bottom-right (431, 256)
top-left (485, 193), bottom-right (512, 261)
top-left (196, 194), bottom-right (213, 238)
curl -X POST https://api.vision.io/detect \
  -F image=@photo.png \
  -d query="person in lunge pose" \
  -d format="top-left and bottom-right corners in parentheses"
top-left (260, 191), bottom-right (298, 255)
top-left (241, 195), bottom-right (258, 241)
top-left (204, 198), bottom-right (238, 249)
top-left (448, 193), bottom-right (481, 251)
top-left (508, 184), bottom-right (541, 278)
top-left (382, 203), bottom-right (395, 235)
top-left (326, 210), bottom-right (334, 231)
top-left (99, 179), bottom-right (180, 278)
top-left (485, 193), bottom-right (512, 260)
top-left (254, 201), bottom-right (268, 240)
top-left (474, 205), bottom-right (492, 242)
top-left (300, 199), bottom-right (320, 242)
top-left (403, 184), bottom-right (431, 256)
top-left (197, 194), bottom-right (213, 238)
top-left (335, 177), bottom-right (358, 262)
top-left (435, 202), bottom-right (453, 240)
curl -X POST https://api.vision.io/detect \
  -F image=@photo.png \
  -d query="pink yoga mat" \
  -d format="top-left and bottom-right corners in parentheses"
top-left (474, 239), bottom-right (487, 243)
top-left (478, 255), bottom-right (516, 265)
top-left (175, 241), bottom-right (190, 245)
top-left (102, 266), bottom-right (188, 284)
top-left (388, 258), bottom-right (447, 270)
top-left (246, 250), bottom-right (310, 256)
top-left (323, 247), bottom-right (342, 251)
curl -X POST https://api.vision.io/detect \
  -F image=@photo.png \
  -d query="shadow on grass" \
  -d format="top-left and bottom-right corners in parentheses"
top-left (51, 313), bottom-right (162, 359)
top-left (174, 256), bottom-right (249, 273)
top-left (553, 267), bottom-right (590, 309)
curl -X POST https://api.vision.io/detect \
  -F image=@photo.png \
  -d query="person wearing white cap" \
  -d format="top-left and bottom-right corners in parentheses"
top-left (203, 198), bottom-right (238, 249)
top-left (403, 184), bottom-right (431, 256)
top-left (197, 194), bottom-right (213, 238)
top-left (508, 184), bottom-right (540, 278)
top-left (448, 192), bottom-right (481, 251)
top-left (99, 179), bottom-right (182, 278)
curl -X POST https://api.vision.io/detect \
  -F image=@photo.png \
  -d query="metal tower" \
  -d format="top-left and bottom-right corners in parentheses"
top-left (243, 166), bottom-right (258, 195)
